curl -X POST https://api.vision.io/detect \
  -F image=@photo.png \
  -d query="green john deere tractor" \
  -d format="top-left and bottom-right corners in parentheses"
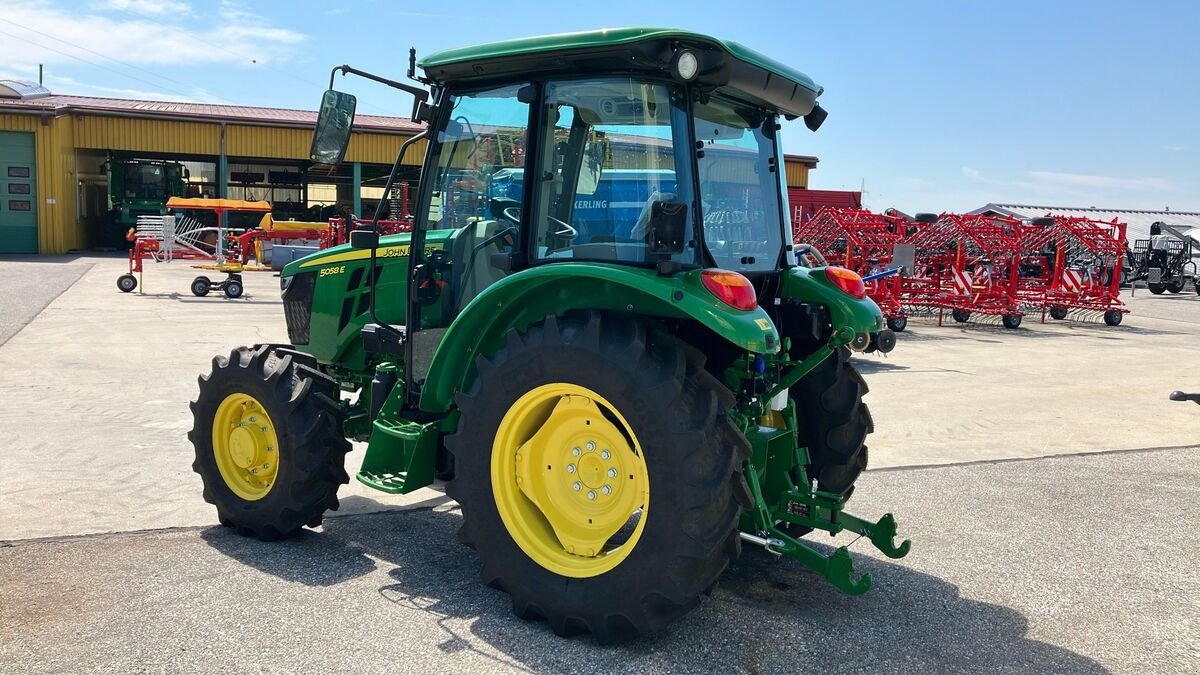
top-left (190, 28), bottom-right (909, 642)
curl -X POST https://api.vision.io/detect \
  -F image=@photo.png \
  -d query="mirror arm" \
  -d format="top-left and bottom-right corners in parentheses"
top-left (329, 64), bottom-right (429, 105)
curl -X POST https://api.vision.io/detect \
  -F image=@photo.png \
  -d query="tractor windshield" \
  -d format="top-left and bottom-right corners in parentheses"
top-left (693, 96), bottom-right (786, 273)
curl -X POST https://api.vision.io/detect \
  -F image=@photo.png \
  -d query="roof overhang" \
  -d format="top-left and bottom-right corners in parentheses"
top-left (420, 28), bottom-right (823, 118)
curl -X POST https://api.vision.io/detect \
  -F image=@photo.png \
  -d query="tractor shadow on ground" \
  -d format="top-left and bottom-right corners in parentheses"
top-left (129, 291), bottom-right (283, 306)
top-left (205, 508), bottom-right (1106, 672)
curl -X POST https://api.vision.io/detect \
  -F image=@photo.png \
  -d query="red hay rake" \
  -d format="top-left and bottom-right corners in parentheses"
top-left (901, 213), bottom-right (1026, 328)
top-left (1021, 216), bottom-right (1128, 326)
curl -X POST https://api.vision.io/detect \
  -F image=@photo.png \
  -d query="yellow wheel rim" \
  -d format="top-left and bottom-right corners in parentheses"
top-left (491, 383), bottom-right (650, 578)
top-left (212, 393), bottom-right (280, 501)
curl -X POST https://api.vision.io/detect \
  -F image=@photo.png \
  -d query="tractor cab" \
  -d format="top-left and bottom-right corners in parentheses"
top-left (300, 28), bottom-right (887, 387)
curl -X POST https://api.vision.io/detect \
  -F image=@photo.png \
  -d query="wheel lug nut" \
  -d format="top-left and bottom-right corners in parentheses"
top-left (566, 463), bottom-right (576, 473)
top-left (601, 485), bottom-right (612, 495)
top-left (587, 490), bottom-right (597, 500)
top-left (607, 468), bottom-right (617, 478)
top-left (572, 481), bottom-right (582, 491)
top-left (600, 449), bottom-right (610, 460)
top-left (572, 447), bottom-right (581, 457)
top-left (586, 441), bottom-right (596, 451)
top-left (260, 426), bottom-right (268, 432)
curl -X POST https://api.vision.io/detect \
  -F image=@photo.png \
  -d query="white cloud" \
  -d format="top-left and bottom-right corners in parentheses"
top-left (90, 0), bottom-right (192, 15)
top-left (0, 0), bottom-right (305, 68)
top-left (961, 166), bottom-right (982, 181)
top-left (1027, 171), bottom-right (1176, 193)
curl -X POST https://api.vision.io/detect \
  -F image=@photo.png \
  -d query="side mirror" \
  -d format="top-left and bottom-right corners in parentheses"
top-left (349, 229), bottom-right (378, 249)
top-left (310, 90), bottom-right (357, 165)
top-left (647, 200), bottom-right (688, 254)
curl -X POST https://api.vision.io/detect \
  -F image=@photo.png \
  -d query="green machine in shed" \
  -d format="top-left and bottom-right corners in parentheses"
top-left (189, 28), bottom-right (909, 642)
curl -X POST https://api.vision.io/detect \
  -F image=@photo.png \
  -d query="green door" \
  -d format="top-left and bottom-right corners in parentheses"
top-left (0, 131), bottom-right (38, 253)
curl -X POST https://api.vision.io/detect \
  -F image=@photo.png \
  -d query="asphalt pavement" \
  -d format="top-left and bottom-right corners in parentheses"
top-left (2, 446), bottom-right (1196, 673)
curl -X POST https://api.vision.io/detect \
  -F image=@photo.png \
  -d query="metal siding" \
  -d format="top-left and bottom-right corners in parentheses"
top-left (227, 124), bottom-right (308, 160)
top-left (0, 114), bottom-right (40, 133)
top-left (346, 133), bottom-right (426, 166)
top-left (34, 116), bottom-right (82, 253)
top-left (74, 116), bottom-right (219, 155)
top-left (784, 161), bottom-right (808, 188)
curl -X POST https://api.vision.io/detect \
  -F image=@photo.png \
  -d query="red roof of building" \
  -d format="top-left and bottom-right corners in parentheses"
top-left (0, 93), bottom-right (423, 134)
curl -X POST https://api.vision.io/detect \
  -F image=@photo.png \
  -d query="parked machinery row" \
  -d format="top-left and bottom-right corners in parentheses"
top-left (795, 208), bottom-right (1129, 330)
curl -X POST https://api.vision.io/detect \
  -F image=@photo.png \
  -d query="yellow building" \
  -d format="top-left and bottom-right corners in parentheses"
top-left (0, 80), bottom-right (815, 254)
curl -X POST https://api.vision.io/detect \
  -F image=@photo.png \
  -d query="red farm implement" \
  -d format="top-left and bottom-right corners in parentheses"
top-left (794, 207), bottom-right (909, 330)
top-left (901, 212), bottom-right (1026, 329)
top-left (1021, 216), bottom-right (1128, 326)
top-left (116, 197), bottom-right (273, 298)
top-left (322, 217), bottom-right (414, 249)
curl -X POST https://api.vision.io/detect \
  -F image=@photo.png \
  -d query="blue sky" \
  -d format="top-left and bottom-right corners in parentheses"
top-left (1, 0), bottom-right (1196, 213)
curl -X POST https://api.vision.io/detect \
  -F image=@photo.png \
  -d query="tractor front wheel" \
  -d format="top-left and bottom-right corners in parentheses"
top-left (447, 312), bottom-right (751, 643)
top-left (189, 345), bottom-right (351, 539)
top-left (790, 347), bottom-right (872, 498)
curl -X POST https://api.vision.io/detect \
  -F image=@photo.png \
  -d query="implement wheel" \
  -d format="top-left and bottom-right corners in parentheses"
top-left (191, 276), bottom-right (212, 297)
top-left (223, 277), bottom-right (244, 299)
top-left (116, 274), bottom-right (137, 293)
top-left (790, 346), bottom-right (872, 498)
top-left (1167, 277), bottom-right (1185, 294)
top-left (1148, 282), bottom-right (1166, 295)
top-left (886, 316), bottom-right (907, 332)
top-left (951, 308), bottom-right (971, 323)
top-left (447, 312), bottom-right (751, 643)
top-left (189, 345), bottom-right (351, 539)
top-left (1104, 310), bottom-right (1123, 326)
top-left (1002, 314), bottom-right (1022, 329)
top-left (1049, 306), bottom-right (1068, 320)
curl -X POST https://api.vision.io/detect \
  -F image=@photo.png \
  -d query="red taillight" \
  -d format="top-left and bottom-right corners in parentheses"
top-left (824, 266), bottom-right (866, 299)
top-left (701, 269), bottom-right (757, 310)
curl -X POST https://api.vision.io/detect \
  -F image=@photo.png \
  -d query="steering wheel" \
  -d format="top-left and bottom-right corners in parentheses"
top-left (546, 215), bottom-right (577, 241)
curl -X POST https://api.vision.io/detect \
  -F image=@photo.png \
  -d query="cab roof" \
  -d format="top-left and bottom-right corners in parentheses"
top-left (419, 28), bottom-right (823, 118)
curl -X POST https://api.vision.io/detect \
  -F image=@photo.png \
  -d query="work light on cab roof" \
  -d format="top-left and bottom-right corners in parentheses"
top-left (190, 27), bottom-right (904, 646)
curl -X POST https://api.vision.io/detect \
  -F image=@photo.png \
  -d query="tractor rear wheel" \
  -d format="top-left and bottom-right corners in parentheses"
top-left (189, 345), bottom-right (351, 539)
top-left (790, 347), bottom-right (872, 498)
top-left (447, 312), bottom-right (751, 643)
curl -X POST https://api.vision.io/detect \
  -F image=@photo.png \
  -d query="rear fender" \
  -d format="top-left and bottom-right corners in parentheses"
top-left (780, 266), bottom-right (883, 336)
top-left (417, 263), bottom-right (780, 412)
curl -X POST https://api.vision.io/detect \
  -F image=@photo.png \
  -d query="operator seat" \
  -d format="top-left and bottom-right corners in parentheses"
top-left (452, 219), bottom-right (509, 313)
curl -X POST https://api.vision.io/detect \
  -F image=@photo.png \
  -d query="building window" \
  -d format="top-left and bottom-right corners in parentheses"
top-left (8, 184), bottom-right (31, 194)
top-left (8, 200), bottom-right (32, 211)
top-left (7, 166), bottom-right (31, 178)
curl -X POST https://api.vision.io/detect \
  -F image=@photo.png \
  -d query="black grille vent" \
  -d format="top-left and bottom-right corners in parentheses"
top-left (282, 272), bottom-right (315, 344)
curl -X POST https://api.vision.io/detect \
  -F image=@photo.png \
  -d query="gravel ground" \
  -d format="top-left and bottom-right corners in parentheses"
top-left (2, 446), bottom-right (1196, 674)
